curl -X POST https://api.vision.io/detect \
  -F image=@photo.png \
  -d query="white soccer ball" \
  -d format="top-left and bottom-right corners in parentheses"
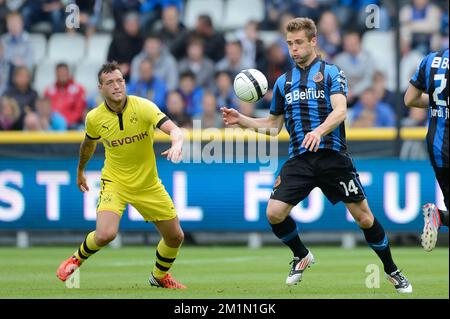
top-left (233, 69), bottom-right (268, 103)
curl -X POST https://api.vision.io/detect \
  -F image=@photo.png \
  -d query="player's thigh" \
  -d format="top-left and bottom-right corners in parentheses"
top-left (95, 182), bottom-right (126, 241)
top-left (270, 156), bottom-right (316, 210)
top-left (129, 181), bottom-right (177, 222)
top-left (318, 152), bottom-right (366, 205)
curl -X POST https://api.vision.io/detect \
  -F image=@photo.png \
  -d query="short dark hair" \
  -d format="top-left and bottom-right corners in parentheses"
top-left (98, 61), bottom-right (122, 84)
top-left (56, 62), bottom-right (69, 70)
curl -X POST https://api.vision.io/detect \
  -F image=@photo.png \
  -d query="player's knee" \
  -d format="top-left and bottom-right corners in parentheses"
top-left (356, 213), bottom-right (374, 229)
top-left (266, 209), bottom-right (284, 224)
top-left (95, 229), bottom-right (117, 245)
top-left (165, 230), bottom-right (184, 247)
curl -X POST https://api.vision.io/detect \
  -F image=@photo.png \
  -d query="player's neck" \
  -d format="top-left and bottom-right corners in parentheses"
top-left (105, 97), bottom-right (126, 113)
top-left (297, 53), bottom-right (318, 69)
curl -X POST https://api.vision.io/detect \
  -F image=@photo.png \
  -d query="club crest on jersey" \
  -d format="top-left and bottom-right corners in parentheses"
top-left (130, 112), bottom-right (138, 124)
top-left (313, 71), bottom-right (323, 82)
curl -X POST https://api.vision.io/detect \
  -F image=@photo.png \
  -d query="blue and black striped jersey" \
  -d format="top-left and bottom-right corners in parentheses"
top-left (410, 49), bottom-right (449, 168)
top-left (270, 57), bottom-right (348, 158)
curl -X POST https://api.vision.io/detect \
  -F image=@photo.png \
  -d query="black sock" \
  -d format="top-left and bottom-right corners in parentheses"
top-left (270, 215), bottom-right (309, 258)
top-left (362, 218), bottom-right (397, 274)
top-left (438, 210), bottom-right (449, 227)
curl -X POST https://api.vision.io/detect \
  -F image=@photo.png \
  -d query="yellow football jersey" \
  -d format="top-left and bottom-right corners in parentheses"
top-left (85, 95), bottom-right (168, 190)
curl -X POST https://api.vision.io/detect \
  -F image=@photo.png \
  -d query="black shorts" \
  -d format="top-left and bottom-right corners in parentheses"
top-left (270, 149), bottom-right (366, 206)
top-left (433, 166), bottom-right (449, 210)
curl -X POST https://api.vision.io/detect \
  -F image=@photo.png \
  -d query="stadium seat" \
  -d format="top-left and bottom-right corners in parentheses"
top-left (184, 0), bottom-right (224, 30)
top-left (47, 33), bottom-right (86, 64)
top-left (361, 30), bottom-right (396, 90)
top-left (74, 61), bottom-right (103, 97)
top-left (33, 61), bottom-right (57, 95)
top-left (222, 0), bottom-right (264, 31)
top-left (29, 33), bottom-right (47, 66)
top-left (86, 33), bottom-right (112, 64)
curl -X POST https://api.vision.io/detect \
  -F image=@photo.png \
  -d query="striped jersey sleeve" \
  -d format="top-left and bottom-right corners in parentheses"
top-left (270, 75), bottom-right (286, 115)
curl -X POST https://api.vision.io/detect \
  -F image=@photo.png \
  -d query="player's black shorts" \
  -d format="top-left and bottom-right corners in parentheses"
top-left (433, 166), bottom-right (449, 210)
top-left (270, 149), bottom-right (366, 206)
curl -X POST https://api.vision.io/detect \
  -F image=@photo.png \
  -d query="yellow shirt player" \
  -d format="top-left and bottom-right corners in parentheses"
top-left (57, 62), bottom-right (187, 289)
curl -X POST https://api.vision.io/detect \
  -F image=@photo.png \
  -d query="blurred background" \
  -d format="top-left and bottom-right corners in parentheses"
top-left (0, 0), bottom-right (448, 248)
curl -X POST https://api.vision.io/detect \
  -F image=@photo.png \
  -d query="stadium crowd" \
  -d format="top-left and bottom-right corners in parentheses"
top-left (0, 0), bottom-right (448, 132)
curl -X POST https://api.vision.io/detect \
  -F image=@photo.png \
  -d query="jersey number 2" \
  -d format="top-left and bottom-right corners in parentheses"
top-left (433, 74), bottom-right (447, 107)
top-left (340, 180), bottom-right (358, 197)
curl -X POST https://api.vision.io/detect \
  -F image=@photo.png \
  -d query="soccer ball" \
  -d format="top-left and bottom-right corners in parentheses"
top-left (233, 69), bottom-right (268, 103)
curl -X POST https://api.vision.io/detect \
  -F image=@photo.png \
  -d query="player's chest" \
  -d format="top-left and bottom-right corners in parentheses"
top-left (99, 111), bottom-right (142, 138)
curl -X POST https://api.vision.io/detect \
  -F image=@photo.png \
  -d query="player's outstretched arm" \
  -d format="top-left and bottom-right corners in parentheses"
top-left (220, 106), bottom-right (284, 136)
top-left (159, 119), bottom-right (183, 163)
top-left (77, 137), bottom-right (98, 192)
top-left (404, 84), bottom-right (429, 108)
top-left (302, 94), bottom-right (347, 152)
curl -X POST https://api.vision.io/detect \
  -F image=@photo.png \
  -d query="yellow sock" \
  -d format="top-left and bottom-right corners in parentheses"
top-left (152, 239), bottom-right (180, 279)
top-left (73, 231), bottom-right (103, 264)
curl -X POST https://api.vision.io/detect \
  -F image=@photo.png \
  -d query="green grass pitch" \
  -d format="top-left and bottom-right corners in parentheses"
top-left (0, 246), bottom-right (447, 299)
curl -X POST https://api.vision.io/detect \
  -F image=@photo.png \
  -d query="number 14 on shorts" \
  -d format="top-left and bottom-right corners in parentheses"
top-left (340, 179), bottom-right (359, 197)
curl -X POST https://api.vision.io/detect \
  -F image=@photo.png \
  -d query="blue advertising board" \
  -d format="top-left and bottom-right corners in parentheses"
top-left (0, 157), bottom-right (445, 232)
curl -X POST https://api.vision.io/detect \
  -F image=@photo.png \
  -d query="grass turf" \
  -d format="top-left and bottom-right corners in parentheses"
top-left (0, 246), bottom-right (447, 299)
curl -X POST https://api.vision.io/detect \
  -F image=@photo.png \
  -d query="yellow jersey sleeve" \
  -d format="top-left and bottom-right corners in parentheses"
top-left (141, 99), bottom-right (169, 129)
top-left (85, 109), bottom-right (101, 140)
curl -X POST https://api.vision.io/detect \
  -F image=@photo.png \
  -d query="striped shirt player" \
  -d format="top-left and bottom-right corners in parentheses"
top-left (405, 48), bottom-right (449, 251)
top-left (221, 17), bottom-right (412, 293)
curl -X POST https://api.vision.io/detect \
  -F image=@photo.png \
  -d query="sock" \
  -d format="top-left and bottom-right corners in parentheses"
top-left (152, 239), bottom-right (180, 280)
top-left (362, 218), bottom-right (397, 274)
top-left (73, 231), bottom-right (103, 264)
top-left (438, 210), bottom-right (449, 227)
top-left (270, 215), bottom-right (309, 259)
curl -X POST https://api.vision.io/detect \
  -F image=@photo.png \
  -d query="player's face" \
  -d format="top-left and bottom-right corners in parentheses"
top-left (286, 30), bottom-right (316, 65)
top-left (99, 70), bottom-right (126, 102)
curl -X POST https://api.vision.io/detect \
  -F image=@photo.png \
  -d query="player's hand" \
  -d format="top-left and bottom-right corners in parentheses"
top-left (220, 107), bottom-right (240, 126)
top-left (77, 173), bottom-right (89, 192)
top-left (161, 143), bottom-right (183, 163)
top-left (302, 130), bottom-right (322, 152)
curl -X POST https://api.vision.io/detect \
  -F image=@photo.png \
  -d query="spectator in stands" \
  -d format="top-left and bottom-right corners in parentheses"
top-left (274, 12), bottom-right (295, 63)
top-left (400, 0), bottom-right (442, 55)
top-left (334, 31), bottom-right (375, 106)
top-left (111, 0), bottom-right (140, 32)
top-left (139, 0), bottom-right (183, 32)
top-left (0, 96), bottom-right (22, 130)
top-left (155, 5), bottom-right (189, 59)
top-left (235, 20), bottom-right (266, 70)
top-left (214, 70), bottom-right (239, 110)
top-left (74, 0), bottom-right (103, 37)
top-left (289, 0), bottom-right (321, 22)
top-left (372, 71), bottom-right (396, 112)
top-left (194, 91), bottom-right (223, 129)
top-left (127, 58), bottom-right (167, 111)
top-left (189, 14), bottom-right (226, 63)
top-left (317, 11), bottom-right (342, 61)
top-left (165, 90), bottom-right (192, 128)
top-left (177, 70), bottom-right (203, 117)
top-left (3, 66), bottom-right (37, 113)
top-left (107, 12), bottom-right (144, 81)
top-left (20, 0), bottom-right (66, 33)
top-left (0, 12), bottom-right (33, 71)
top-left (216, 40), bottom-right (253, 79)
top-left (0, 42), bottom-right (10, 96)
top-left (178, 36), bottom-right (215, 90)
top-left (22, 111), bottom-right (42, 130)
top-left (260, 0), bottom-right (291, 30)
top-left (349, 88), bottom-right (396, 128)
top-left (131, 33), bottom-right (178, 90)
top-left (33, 96), bottom-right (67, 131)
top-left (44, 63), bottom-right (86, 129)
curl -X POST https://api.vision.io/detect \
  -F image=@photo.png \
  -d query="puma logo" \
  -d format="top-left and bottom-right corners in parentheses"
top-left (102, 125), bottom-right (109, 130)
